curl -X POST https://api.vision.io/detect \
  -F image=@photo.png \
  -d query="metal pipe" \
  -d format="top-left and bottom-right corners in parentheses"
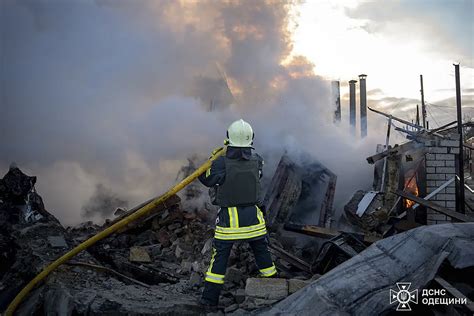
top-left (454, 63), bottom-right (465, 213)
top-left (359, 74), bottom-right (367, 137)
top-left (349, 80), bottom-right (357, 135)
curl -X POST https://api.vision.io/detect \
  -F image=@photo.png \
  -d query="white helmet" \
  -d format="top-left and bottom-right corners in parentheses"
top-left (227, 119), bottom-right (254, 147)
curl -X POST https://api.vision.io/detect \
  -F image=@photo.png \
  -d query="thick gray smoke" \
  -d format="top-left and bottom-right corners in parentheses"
top-left (82, 183), bottom-right (128, 220)
top-left (1, 0), bottom-right (379, 225)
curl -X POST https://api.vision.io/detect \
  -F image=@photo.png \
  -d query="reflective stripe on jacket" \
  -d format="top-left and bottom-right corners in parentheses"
top-left (214, 205), bottom-right (267, 241)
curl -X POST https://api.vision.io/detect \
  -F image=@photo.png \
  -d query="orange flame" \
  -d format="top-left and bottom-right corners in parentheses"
top-left (404, 176), bottom-right (419, 208)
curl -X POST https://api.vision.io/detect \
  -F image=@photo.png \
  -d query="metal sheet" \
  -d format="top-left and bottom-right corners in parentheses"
top-left (265, 223), bottom-right (474, 315)
top-left (356, 191), bottom-right (378, 217)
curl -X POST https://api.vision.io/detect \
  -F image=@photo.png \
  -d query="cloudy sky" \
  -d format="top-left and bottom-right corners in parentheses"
top-left (293, 0), bottom-right (473, 126)
top-left (1, 0), bottom-right (472, 225)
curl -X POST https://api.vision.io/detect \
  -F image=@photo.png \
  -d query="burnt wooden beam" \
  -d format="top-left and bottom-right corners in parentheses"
top-left (284, 223), bottom-right (380, 243)
top-left (366, 141), bottom-right (421, 164)
top-left (395, 190), bottom-right (474, 222)
top-left (268, 244), bottom-right (312, 273)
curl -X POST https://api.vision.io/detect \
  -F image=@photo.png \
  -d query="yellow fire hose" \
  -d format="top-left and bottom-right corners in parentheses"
top-left (5, 147), bottom-right (226, 315)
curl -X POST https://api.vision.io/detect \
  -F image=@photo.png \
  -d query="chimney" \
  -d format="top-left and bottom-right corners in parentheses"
top-left (349, 80), bottom-right (357, 135)
top-left (359, 74), bottom-right (367, 138)
top-left (331, 81), bottom-right (341, 123)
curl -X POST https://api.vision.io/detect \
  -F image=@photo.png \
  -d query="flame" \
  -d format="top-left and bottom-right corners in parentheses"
top-left (404, 176), bottom-right (419, 208)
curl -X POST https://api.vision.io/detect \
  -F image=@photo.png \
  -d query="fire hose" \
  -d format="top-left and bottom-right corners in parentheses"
top-left (5, 147), bottom-right (226, 315)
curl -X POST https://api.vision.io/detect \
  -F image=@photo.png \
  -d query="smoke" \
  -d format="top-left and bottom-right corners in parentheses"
top-left (1, 0), bottom-right (380, 226)
top-left (82, 183), bottom-right (128, 220)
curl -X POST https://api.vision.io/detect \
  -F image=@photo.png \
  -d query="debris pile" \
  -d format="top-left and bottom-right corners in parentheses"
top-left (0, 165), bottom-right (317, 315)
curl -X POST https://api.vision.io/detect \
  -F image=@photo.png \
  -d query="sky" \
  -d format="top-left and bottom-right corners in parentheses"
top-left (1, 0), bottom-right (473, 225)
top-left (292, 0), bottom-right (473, 127)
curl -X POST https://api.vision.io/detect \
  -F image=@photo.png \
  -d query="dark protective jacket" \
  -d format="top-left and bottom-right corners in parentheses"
top-left (199, 147), bottom-right (267, 241)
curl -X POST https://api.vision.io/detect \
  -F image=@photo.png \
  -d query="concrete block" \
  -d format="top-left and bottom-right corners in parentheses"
top-left (288, 279), bottom-right (310, 294)
top-left (436, 167), bottom-right (455, 174)
top-left (427, 219), bottom-right (436, 225)
top-left (245, 278), bottom-right (288, 300)
top-left (429, 147), bottom-right (447, 154)
top-left (446, 187), bottom-right (455, 194)
top-left (427, 180), bottom-right (438, 186)
top-left (436, 180), bottom-right (455, 187)
top-left (446, 201), bottom-right (456, 209)
top-left (437, 194), bottom-right (455, 201)
top-left (440, 140), bottom-right (459, 147)
top-left (449, 147), bottom-right (460, 154)
top-left (425, 140), bottom-right (437, 147)
top-left (427, 187), bottom-right (445, 194)
top-left (432, 199), bottom-right (447, 207)
top-left (427, 173), bottom-right (445, 180)
top-left (436, 154), bottom-right (455, 161)
top-left (426, 160), bottom-right (445, 167)
top-left (425, 153), bottom-right (437, 161)
top-left (426, 167), bottom-right (436, 173)
top-left (445, 160), bottom-right (455, 167)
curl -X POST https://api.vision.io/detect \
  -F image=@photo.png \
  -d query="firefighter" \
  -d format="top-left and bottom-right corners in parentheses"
top-left (198, 119), bottom-right (277, 307)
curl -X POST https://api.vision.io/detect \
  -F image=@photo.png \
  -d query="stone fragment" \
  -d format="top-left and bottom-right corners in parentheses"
top-left (224, 304), bottom-right (239, 313)
top-left (47, 235), bottom-right (68, 248)
top-left (245, 278), bottom-right (288, 300)
top-left (189, 271), bottom-right (201, 287)
top-left (288, 279), bottom-right (310, 294)
top-left (157, 228), bottom-right (171, 248)
top-left (129, 246), bottom-right (152, 263)
top-left (234, 288), bottom-right (246, 304)
top-left (201, 238), bottom-right (213, 255)
top-left (226, 267), bottom-right (243, 284)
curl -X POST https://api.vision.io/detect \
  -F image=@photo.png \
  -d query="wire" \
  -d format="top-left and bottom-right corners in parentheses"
top-left (426, 106), bottom-right (441, 128)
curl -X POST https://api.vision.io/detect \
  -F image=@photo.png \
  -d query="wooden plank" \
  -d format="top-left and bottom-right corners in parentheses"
top-left (434, 276), bottom-right (474, 313)
top-left (367, 141), bottom-right (420, 164)
top-left (284, 223), bottom-right (380, 243)
top-left (268, 244), bottom-right (311, 273)
top-left (395, 190), bottom-right (474, 222)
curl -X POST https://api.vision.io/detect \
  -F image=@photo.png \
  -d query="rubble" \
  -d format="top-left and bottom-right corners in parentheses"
top-left (245, 278), bottom-right (288, 300)
top-left (0, 166), bottom-right (322, 314)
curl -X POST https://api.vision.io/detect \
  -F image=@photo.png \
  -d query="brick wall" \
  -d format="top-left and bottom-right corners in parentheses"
top-left (424, 133), bottom-right (460, 225)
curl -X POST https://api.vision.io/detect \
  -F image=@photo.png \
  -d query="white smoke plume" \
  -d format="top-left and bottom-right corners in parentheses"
top-left (1, 0), bottom-right (381, 225)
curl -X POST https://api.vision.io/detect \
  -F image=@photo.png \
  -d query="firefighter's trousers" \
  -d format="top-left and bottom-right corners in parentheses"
top-left (201, 237), bottom-right (276, 304)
